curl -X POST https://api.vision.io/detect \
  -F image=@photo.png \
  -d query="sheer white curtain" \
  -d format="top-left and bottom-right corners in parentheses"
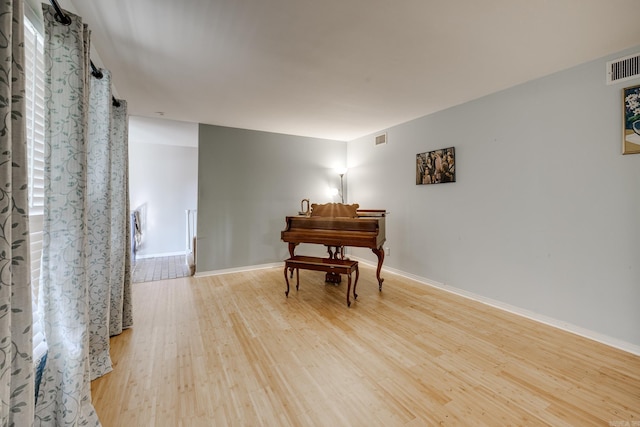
top-left (35, 3), bottom-right (131, 424)
top-left (0, 1), bottom-right (35, 425)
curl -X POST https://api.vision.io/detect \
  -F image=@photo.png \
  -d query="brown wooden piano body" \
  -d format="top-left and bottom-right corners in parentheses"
top-left (281, 209), bottom-right (386, 289)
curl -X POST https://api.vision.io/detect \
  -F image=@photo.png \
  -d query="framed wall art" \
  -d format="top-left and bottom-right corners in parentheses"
top-left (416, 147), bottom-right (455, 185)
top-left (623, 84), bottom-right (640, 155)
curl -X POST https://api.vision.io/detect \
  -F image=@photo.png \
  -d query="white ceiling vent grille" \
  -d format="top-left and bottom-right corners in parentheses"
top-left (606, 53), bottom-right (640, 85)
top-left (375, 132), bottom-right (387, 146)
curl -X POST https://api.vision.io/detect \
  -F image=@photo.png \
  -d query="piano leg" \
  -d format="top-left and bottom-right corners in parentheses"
top-left (372, 246), bottom-right (385, 291)
top-left (288, 242), bottom-right (298, 258)
top-left (288, 242), bottom-right (299, 278)
top-left (325, 245), bottom-right (342, 284)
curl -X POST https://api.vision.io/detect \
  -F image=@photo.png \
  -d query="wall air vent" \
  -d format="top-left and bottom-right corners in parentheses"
top-left (375, 132), bottom-right (387, 146)
top-left (606, 53), bottom-right (640, 85)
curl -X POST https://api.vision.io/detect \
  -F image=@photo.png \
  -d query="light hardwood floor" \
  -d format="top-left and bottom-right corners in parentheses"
top-left (91, 265), bottom-right (640, 426)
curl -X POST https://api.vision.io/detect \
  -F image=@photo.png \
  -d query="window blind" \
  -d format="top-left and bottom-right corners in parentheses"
top-left (25, 18), bottom-right (45, 217)
top-left (24, 16), bottom-right (47, 363)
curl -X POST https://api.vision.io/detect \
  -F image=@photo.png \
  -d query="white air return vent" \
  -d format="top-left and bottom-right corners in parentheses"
top-left (606, 53), bottom-right (640, 85)
top-left (375, 132), bottom-right (387, 146)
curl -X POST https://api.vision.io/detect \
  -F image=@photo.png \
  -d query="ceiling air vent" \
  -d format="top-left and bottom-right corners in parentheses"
top-left (375, 132), bottom-right (387, 146)
top-left (606, 53), bottom-right (640, 85)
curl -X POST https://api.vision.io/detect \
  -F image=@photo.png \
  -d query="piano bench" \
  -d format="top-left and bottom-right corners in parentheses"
top-left (284, 255), bottom-right (359, 307)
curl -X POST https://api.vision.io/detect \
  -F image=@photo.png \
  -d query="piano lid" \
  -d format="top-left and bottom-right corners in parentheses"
top-left (307, 203), bottom-right (387, 218)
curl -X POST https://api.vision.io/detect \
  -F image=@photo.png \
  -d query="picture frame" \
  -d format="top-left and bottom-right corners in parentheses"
top-left (623, 84), bottom-right (640, 155)
top-left (416, 147), bottom-right (455, 185)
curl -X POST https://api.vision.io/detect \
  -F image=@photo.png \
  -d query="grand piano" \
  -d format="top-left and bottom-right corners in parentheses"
top-left (281, 203), bottom-right (386, 289)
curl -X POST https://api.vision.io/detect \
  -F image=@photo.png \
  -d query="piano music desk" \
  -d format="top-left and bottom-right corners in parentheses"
top-left (284, 255), bottom-right (359, 307)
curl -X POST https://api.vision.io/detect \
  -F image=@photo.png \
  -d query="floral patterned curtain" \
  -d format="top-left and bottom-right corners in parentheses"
top-left (86, 74), bottom-right (132, 380)
top-left (0, 1), bottom-right (35, 425)
top-left (109, 100), bottom-right (133, 337)
top-left (87, 69), bottom-right (114, 380)
top-left (35, 3), bottom-right (132, 423)
top-left (35, 4), bottom-right (99, 425)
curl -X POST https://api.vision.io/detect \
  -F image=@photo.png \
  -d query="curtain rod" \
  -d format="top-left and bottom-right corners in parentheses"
top-left (48, 0), bottom-right (121, 108)
top-left (48, 0), bottom-right (71, 25)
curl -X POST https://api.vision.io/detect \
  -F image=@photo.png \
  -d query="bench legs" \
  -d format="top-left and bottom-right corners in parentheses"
top-left (284, 261), bottom-right (359, 307)
top-left (284, 265), bottom-right (289, 297)
top-left (284, 265), bottom-right (299, 297)
top-left (346, 267), bottom-right (360, 306)
top-left (353, 267), bottom-right (359, 301)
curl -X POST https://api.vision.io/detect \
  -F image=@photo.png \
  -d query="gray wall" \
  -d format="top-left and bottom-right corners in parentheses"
top-left (197, 124), bottom-right (347, 272)
top-left (348, 46), bottom-right (640, 347)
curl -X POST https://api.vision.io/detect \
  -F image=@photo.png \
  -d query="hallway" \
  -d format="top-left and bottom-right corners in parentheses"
top-left (131, 255), bottom-right (191, 283)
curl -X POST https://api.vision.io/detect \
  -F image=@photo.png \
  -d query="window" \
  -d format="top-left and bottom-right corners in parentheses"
top-left (24, 14), bottom-right (47, 363)
top-left (25, 17), bottom-right (45, 217)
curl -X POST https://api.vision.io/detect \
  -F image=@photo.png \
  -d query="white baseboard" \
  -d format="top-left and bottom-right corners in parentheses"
top-left (135, 251), bottom-right (187, 259)
top-left (194, 262), bottom-right (282, 278)
top-left (352, 257), bottom-right (640, 357)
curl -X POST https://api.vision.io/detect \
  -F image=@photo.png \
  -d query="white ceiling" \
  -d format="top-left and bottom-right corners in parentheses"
top-left (62, 0), bottom-right (640, 141)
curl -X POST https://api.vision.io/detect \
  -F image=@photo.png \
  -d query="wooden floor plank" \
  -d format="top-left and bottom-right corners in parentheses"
top-left (92, 266), bottom-right (640, 426)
